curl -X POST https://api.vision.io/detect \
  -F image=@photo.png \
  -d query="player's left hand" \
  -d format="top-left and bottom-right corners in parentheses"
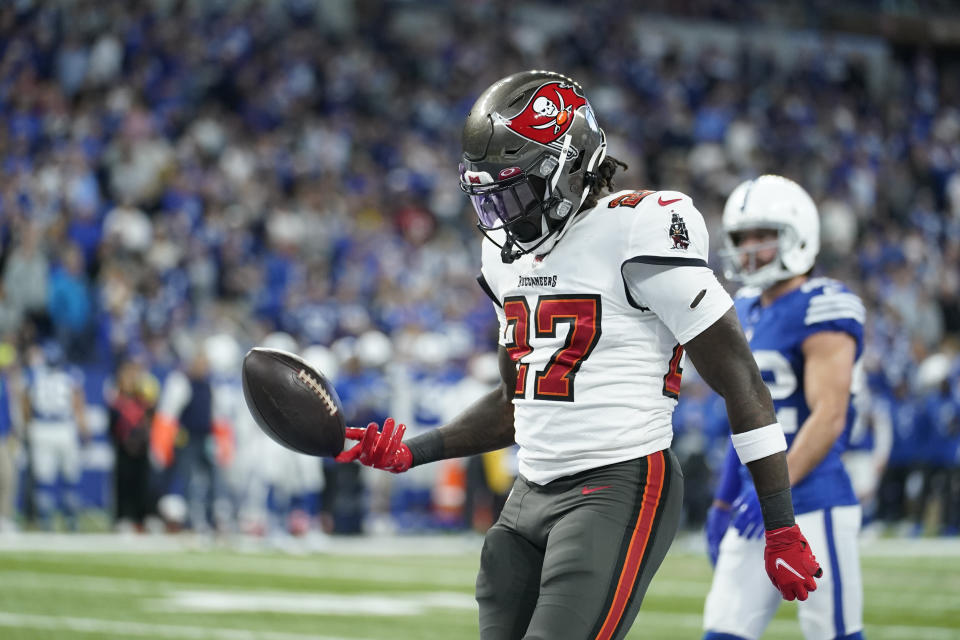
top-left (764, 524), bottom-right (822, 601)
top-left (731, 488), bottom-right (764, 540)
top-left (335, 418), bottom-right (412, 473)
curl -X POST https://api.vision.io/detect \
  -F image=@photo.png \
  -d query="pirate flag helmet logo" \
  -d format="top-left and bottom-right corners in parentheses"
top-left (504, 82), bottom-right (589, 147)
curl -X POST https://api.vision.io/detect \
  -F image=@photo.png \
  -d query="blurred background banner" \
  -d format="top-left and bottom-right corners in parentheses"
top-left (0, 0), bottom-right (958, 558)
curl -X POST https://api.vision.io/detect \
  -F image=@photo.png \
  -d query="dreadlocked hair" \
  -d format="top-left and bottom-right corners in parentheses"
top-left (582, 155), bottom-right (629, 210)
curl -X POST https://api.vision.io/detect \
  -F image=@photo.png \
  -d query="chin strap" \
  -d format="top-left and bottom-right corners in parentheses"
top-left (500, 239), bottom-right (520, 264)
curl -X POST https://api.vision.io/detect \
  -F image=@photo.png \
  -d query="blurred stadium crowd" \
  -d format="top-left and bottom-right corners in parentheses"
top-left (0, 1), bottom-right (958, 540)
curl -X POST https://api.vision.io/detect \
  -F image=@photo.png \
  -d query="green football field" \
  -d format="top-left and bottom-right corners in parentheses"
top-left (0, 534), bottom-right (957, 639)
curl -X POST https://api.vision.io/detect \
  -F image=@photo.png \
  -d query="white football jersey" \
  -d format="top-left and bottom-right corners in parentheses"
top-left (480, 189), bottom-right (733, 484)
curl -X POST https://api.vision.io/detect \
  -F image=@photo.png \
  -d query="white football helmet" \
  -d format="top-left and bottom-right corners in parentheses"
top-left (721, 175), bottom-right (820, 289)
top-left (355, 330), bottom-right (393, 369)
top-left (204, 333), bottom-right (240, 376)
top-left (302, 344), bottom-right (339, 382)
top-left (260, 331), bottom-right (299, 354)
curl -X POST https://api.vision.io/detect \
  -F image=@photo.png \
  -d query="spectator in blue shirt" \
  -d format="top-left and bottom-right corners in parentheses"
top-left (47, 245), bottom-right (92, 361)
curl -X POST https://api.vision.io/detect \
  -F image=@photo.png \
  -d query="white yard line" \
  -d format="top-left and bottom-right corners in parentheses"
top-left (148, 589), bottom-right (477, 616)
top-left (0, 594), bottom-right (955, 639)
top-left (0, 571), bottom-right (477, 615)
top-left (0, 611), bottom-right (373, 640)
top-left (3, 568), bottom-right (956, 620)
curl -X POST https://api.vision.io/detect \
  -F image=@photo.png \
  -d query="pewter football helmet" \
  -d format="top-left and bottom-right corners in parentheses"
top-left (460, 71), bottom-right (607, 263)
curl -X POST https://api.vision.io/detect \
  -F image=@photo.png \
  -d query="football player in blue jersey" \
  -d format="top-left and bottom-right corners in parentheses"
top-left (22, 342), bottom-right (89, 530)
top-left (702, 175), bottom-right (866, 640)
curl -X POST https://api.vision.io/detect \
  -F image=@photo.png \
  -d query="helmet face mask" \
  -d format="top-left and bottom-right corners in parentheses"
top-left (721, 175), bottom-right (820, 290)
top-left (460, 71), bottom-right (606, 262)
top-left (720, 225), bottom-right (798, 288)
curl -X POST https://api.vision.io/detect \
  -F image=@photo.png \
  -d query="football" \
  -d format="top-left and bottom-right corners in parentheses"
top-left (241, 347), bottom-right (346, 457)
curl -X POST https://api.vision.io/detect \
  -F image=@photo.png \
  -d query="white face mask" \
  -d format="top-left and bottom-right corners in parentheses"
top-left (720, 226), bottom-right (798, 289)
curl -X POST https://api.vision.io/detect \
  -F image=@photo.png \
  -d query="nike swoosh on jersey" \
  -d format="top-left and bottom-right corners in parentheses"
top-left (658, 196), bottom-right (682, 206)
top-left (582, 485), bottom-right (612, 495)
top-left (774, 557), bottom-right (805, 579)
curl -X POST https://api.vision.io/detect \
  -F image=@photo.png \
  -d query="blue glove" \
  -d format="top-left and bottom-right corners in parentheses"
top-left (705, 504), bottom-right (731, 566)
top-left (731, 488), bottom-right (765, 540)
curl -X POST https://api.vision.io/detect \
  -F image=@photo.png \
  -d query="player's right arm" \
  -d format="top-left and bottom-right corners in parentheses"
top-left (335, 346), bottom-right (516, 472)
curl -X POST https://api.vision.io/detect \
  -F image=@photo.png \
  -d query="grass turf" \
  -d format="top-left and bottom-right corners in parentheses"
top-left (0, 535), bottom-right (957, 639)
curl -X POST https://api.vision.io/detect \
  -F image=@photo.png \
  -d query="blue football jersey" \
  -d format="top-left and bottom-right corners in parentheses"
top-left (25, 365), bottom-right (83, 423)
top-left (734, 277), bottom-right (865, 514)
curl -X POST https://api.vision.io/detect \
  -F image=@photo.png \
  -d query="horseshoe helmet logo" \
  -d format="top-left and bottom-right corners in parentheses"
top-left (502, 81), bottom-right (589, 147)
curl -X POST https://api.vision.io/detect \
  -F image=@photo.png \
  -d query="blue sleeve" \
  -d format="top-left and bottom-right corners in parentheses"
top-left (714, 442), bottom-right (743, 504)
top-left (798, 287), bottom-right (865, 358)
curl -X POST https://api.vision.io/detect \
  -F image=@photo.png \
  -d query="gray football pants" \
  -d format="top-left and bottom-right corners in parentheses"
top-left (476, 449), bottom-right (683, 640)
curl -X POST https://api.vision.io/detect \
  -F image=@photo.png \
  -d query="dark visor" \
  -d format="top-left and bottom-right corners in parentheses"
top-left (460, 172), bottom-right (543, 230)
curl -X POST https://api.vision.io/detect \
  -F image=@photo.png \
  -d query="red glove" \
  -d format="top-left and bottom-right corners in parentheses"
top-left (764, 525), bottom-right (823, 601)
top-left (335, 418), bottom-right (412, 473)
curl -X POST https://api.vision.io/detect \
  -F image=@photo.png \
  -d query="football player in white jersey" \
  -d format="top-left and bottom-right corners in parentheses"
top-left (702, 176), bottom-right (867, 640)
top-left (336, 71), bottom-right (821, 640)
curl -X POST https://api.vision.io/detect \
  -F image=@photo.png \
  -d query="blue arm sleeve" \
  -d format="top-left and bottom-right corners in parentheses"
top-left (714, 442), bottom-right (743, 504)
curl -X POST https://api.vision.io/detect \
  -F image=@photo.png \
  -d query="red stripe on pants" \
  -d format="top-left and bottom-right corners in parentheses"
top-left (594, 450), bottom-right (666, 640)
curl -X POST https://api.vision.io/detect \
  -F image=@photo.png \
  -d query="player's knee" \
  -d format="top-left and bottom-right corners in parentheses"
top-left (703, 632), bottom-right (751, 640)
top-left (476, 526), bottom-right (540, 605)
top-left (476, 527), bottom-right (541, 640)
top-left (478, 527), bottom-right (522, 599)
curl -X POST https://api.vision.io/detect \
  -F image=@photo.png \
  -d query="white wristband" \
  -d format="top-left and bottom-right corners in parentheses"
top-left (731, 423), bottom-right (787, 464)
